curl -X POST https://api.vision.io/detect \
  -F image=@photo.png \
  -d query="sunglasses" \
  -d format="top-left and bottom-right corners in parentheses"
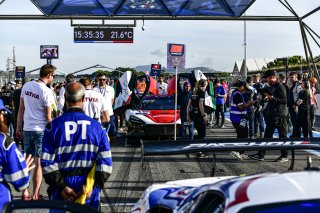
top-left (0, 110), bottom-right (8, 115)
top-left (51, 74), bottom-right (56, 78)
top-left (99, 78), bottom-right (107, 81)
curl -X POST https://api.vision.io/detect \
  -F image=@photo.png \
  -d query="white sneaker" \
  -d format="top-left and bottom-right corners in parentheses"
top-left (230, 151), bottom-right (244, 160)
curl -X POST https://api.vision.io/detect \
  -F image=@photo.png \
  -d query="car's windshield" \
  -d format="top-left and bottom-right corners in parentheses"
top-left (239, 200), bottom-right (320, 213)
top-left (140, 97), bottom-right (179, 110)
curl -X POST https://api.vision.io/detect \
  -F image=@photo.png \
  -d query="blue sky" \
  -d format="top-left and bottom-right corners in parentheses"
top-left (0, 0), bottom-right (319, 74)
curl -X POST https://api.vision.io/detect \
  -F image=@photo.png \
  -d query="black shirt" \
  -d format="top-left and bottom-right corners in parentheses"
top-left (266, 82), bottom-right (288, 116)
top-left (191, 90), bottom-right (205, 113)
top-left (297, 90), bottom-right (310, 112)
top-left (13, 88), bottom-right (22, 117)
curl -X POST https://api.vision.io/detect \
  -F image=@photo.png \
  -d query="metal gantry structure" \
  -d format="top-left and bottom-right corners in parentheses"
top-left (0, 0), bottom-right (319, 79)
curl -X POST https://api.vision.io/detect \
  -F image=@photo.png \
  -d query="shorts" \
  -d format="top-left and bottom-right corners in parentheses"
top-left (23, 131), bottom-right (44, 157)
top-left (104, 115), bottom-right (117, 137)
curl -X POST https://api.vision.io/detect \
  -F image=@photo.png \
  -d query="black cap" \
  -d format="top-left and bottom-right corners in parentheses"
top-left (263, 70), bottom-right (276, 78)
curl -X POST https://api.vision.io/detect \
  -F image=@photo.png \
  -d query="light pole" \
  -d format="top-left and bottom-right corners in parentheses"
top-left (300, 56), bottom-right (303, 73)
top-left (277, 57), bottom-right (288, 78)
top-left (243, 13), bottom-right (247, 79)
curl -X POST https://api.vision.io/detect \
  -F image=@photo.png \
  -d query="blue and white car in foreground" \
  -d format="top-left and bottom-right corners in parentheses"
top-left (131, 171), bottom-right (320, 213)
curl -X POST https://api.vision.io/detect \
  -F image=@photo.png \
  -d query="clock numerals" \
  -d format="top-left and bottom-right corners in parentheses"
top-left (74, 28), bottom-right (133, 43)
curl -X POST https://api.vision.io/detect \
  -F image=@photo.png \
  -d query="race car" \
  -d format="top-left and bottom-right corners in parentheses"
top-left (125, 95), bottom-right (181, 137)
top-left (131, 171), bottom-right (320, 213)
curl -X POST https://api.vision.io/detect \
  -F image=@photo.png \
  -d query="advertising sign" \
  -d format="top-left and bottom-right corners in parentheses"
top-left (167, 43), bottom-right (186, 69)
top-left (40, 45), bottom-right (59, 59)
top-left (15, 66), bottom-right (25, 79)
top-left (150, 64), bottom-right (161, 76)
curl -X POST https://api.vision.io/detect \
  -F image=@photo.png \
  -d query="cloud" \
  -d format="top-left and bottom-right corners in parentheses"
top-left (150, 49), bottom-right (166, 57)
top-left (200, 57), bottom-right (214, 67)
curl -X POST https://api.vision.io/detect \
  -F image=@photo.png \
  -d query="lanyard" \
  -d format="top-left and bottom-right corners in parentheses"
top-left (99, 87), bottom-right (106, 97)
top-left (38, 79), bottom-right (46, 84)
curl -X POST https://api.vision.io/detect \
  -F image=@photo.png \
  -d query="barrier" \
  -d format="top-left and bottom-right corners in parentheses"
top-left (141, 137), bottom-right (320, 176)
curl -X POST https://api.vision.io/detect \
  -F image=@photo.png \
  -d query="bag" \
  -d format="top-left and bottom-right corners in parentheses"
top-left (239, 118), bottom-right (247, 128)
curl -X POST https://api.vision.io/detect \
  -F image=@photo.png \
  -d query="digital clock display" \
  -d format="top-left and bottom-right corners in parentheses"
top-left (74, 28), bottom-right (133, 43)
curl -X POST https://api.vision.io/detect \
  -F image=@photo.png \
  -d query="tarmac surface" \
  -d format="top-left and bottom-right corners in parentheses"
top-left (11, 119), bottom-right (320, 213)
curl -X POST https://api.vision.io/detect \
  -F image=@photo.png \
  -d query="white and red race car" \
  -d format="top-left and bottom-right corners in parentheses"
top-left (131, 171), bottom-right (320, 213)
top-left (125, 95), bottom-right (181, 137)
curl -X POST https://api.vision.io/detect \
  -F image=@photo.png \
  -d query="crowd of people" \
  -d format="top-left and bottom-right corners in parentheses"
top-left (0, 65), bottom-right (114, 209)
top-left (0, 65), bottom-right (319, 209)
top-left (175, 70), bottom-right (318, 161)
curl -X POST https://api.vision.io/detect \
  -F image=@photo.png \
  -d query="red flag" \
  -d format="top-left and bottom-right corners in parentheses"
top-left (149, 76), bottom-right (158, 95)
top-left (167, 76), bottom-right (176, 95)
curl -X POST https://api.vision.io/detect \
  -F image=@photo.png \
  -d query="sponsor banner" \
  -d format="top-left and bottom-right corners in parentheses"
top-left (167, 43), bottom-right (186, 69)
top-left (150, 64), bottom-right (161, 77)
top-left (15, 66), bottom-right (25, 79)
top-left (142, 138), bottom-right (318, 156)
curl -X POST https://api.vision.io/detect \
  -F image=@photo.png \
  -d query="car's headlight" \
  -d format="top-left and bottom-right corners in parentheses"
top-left (129, 115), bottom-right (146, 124)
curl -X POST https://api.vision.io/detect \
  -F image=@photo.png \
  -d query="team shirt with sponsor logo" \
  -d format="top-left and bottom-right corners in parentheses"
top-left (21, 81), bottom-right (54, 131)
top-left (83, 89), bottom-right (108, 123)
top-left (93, 85), bottom-right (114, 116)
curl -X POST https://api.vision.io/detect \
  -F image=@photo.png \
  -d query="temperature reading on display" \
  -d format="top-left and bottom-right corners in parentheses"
top-left (74, 28), bottom-right (133, 43)
top-left (111, 31), bottom-right (133, 39)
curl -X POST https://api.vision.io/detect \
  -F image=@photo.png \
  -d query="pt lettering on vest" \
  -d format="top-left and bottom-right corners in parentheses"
top-left (65, 120), bottom-right (91, 141)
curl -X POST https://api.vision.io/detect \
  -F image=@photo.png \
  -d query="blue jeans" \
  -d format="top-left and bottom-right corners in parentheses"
top-left (181, 118), bottom-right (194, 141)
top-left (23, 131), bottom-right (44, 157)
top-left (247, 110), bottom-right (254, 138)
top-left (254, 110), bottom-right (265, 135)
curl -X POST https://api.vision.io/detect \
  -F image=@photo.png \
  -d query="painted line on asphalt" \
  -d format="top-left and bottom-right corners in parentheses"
top-left (100, 202), bottom-right (136, 207)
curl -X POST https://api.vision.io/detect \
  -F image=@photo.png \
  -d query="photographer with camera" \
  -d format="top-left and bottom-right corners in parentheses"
top-left (249, 70), bottom-right (289, 162)
top-left (229, 81), bottom-right (255, 160)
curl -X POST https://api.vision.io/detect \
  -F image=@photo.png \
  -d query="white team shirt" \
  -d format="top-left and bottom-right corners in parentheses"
top-left (21, 80), bottom-right (54, 131)
top-left (83, 89), bottom-right (108, 123)
top-left (93, 85), bottom-right (115, 116)
top-left (57, 86), bottom-right (65, 112)
top-left (157, 82), bottom-right (168, 95)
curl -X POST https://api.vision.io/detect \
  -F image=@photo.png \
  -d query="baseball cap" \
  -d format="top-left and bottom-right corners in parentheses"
top-left (0, 98), bottom-right (11, 114)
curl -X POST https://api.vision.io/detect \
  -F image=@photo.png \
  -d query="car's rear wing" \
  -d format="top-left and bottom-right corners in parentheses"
top-left (141, 137), bottom-right (320, 176)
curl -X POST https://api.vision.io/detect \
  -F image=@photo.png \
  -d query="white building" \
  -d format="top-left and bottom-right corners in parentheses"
top-left (233, 58), bottom-right (274, 77)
